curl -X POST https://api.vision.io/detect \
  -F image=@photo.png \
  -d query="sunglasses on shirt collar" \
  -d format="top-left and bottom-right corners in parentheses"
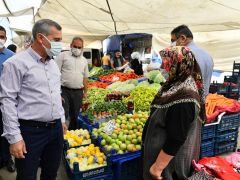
top-left (73, 45), bottom-right (82, 49)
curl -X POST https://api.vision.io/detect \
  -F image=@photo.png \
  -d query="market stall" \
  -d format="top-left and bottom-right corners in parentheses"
top-left (61, 64), bottom-right (240, 179)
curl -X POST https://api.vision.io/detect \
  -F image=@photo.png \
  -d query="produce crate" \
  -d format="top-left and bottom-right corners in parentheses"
top-left (200, 139), bottom-right (215, 157)
top-left (136, 77), bottom-right (148, 83)
top-left (224, 75), bottom-right (238, 84)
top-left (229, 86), bottom-right (239, 93)
top-left (216, 113), bottom-right (240, 132)
top-left (112, 153), bottom-right (141, 180)
top-left (63, 146), bottom-right (112, 180)
top-left (215, 130), bottom-right (238, 143)
top-left (201, 124), bottom-right (216, 140)
top-left (214, 141), bottom-right (237, 155)
top-left (87, 173), bottom-right (113, 180)
top-left (91, 135), bottom-right (141, 161)
top-left (209, 83), bottom-right (229, 94)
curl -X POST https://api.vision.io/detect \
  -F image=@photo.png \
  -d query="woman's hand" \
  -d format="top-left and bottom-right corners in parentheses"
top-left (150, 162), bottom-right (164, 180)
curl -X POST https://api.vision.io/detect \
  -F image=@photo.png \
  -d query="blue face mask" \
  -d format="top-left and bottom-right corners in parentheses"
top-left (41, 34), bottom-right (62, 57)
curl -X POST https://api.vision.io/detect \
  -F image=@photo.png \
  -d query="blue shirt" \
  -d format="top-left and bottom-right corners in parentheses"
top-left (0, 48), bottom-right (14, 75)
top-left (187, 42), bottom-right (214, 97)
top-left (0, 47), bottom-right (65, 144)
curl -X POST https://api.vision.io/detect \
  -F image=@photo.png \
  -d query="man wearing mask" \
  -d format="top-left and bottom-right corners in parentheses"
top-left (110, 50), bottom-right (126, 70)
top-left (55, 37), bottom-right (89, 130)
top-left (171, 25), bottom-right (214, 98)
top-left (0, 26), bottom-right (15, 172)
top-left (0, 19), bottom-right (67, 179)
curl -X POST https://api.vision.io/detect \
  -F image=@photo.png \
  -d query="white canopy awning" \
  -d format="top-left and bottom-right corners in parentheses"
top-left (35, 0), bottom-right (240, 71)
top-left (2, 0), bottom-right (240, 71)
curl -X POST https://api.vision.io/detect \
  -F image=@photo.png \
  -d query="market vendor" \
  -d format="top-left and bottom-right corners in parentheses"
top-left (130, 52), bottom-right (143, 75)
top-left (55, 36), bottom-right (89, 130)
top-left (101, 52), bottom-right (111, 70)
top-left (142, 46), bottom-right (205, 179)
top-left (110, 50), bottom-right (126, 70)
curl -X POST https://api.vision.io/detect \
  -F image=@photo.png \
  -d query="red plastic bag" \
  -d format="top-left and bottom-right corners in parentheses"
top-left (198, 156), bottom-right (240, 180)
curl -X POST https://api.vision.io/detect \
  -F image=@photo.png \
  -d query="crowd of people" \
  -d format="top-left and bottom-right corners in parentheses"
top-left (0, 18), bottom-right (213, 180)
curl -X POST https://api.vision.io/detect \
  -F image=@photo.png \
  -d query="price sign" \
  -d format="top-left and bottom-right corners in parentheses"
top-left (102, 120), bottom-right (116, 135)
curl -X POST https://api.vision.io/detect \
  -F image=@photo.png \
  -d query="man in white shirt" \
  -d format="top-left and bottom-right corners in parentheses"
top-left (55, 37), bottom-right (89, 130)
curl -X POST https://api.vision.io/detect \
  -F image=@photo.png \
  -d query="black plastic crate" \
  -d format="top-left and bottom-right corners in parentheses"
top-left (216, 113), bottom-right (240, 132)
top-left (112, 153), bottom-right (141, 180)
top-left (229, 86), bottom-right (240, 93)
top-left (215, 130), bottom-right (238, 143)
top-left (209, 83), bottom-right (229, 94)
top-left (200, 139), bottom-right (215, 157)
top-left (201, 124), bottom-right (216, 140)
top-left (214, 141), bottom-right (237, 155)
top-left (233, 61), bottom-right (240, 69)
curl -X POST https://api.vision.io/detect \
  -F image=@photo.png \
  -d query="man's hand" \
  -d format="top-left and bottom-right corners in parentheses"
top-left (62, 123), bottom-right (68, 134)
top-left (149, 162), bottom-right (163, 180)
top-left (61, 97), bottom-right (65, 103)
top-left (10, 140), bottom-right (27, 159)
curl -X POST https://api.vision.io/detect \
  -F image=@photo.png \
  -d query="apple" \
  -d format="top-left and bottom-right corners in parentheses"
top-left (120, 143), bottom-right (127, 151)
top-left (101, 139), bottom-right (106, 146)
top-left (136, 145), bottom-right (141, 150)
top-left (123, 129), bottom-right (128, 134)
top-left (127, 135), bottom-right (132, 141)
top-left (106, 145), bottom-right (112, 152)
top-left (125, 140), bottom-right (131, 145)
top-left (106, 136), bottom-right (112, 144)
top-left (110, 139), bottom-right (116, 144)
top-left (118, 150), bottom-right (124, 154)
top-left (137, 136), bottom-right (142, 143)
top-left (136, 132), bottom-right (141, 137)
top-left (111, 133), bottom-right (117, 139)
top-left (112, 144), bottom-right (120, 151)
top-left (132, 139), bottom-right (138, 145)
top-left (133, 129), bottom-right (138, 133)
top-left (131, 134), bottom-right (137, 139)
top-left (127, 144), bottom-right (134, 152)
top-left (129, 130), bottom-right (134, 135)
top-left (121, 124), bottom-right (126, 129)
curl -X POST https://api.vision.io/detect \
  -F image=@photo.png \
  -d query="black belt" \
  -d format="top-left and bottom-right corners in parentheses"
top-left (61, 86), bottom-right (83, 91)
top-left (19, 119), bottom-right (60, 128)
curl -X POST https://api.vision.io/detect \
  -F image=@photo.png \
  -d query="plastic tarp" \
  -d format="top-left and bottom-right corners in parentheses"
top-left (36, 0), bottom-right (240, 71)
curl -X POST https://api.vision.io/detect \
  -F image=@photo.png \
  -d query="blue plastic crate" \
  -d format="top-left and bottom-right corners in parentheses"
top-left (87, 173), bottom-right (113, 180)
top-left (112, 153), bottom-right (141, 180)
top-left (200, 139), bottom-right (215, 157)
top-left (91, 135), bottom-right (141, 161)
top-left (229, 86), bottom-right (240, 93)
top-left (215, 141), bottom-right (237, 155)
top-left (201, 124), bottom-right (216, 140)
top-left (215, 130), bottom-right (238, 143)
top-left (216, 113), bottom-right (240, 131)
top-left (63, 147), bottom-right (112, 180)
top-left (137, 77), bottom-right (148, 83)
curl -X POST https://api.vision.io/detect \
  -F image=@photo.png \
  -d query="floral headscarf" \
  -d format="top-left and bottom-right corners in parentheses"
top-left (152, 46), bottom-right (206, 122)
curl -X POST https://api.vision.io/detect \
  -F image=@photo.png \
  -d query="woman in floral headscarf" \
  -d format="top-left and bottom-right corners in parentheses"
top-left (142, 46), bottom-right (205, 180)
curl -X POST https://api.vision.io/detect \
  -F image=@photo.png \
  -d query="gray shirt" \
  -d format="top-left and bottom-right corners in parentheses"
top-left (187, 42), bottom-right (214, 97)
top-left (0, 48), bottom-right (65, 144)
top-left (55, 51), bottom-right (89, 89)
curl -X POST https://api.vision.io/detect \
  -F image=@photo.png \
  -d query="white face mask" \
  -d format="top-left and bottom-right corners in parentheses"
top-left (41, 34), bottom-right (62, 57)
top-left (71, 48), bottom-right (82, 57)
top-left (170, 41), bottom-right (176, 47)
top-left (159, 68), bottom-right (169, 80)
top-left (0, 39), bottom-right (6, 48)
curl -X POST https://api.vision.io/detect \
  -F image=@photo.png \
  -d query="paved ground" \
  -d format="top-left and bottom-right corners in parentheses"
top-left (0, 160), bottom-right (68, 180)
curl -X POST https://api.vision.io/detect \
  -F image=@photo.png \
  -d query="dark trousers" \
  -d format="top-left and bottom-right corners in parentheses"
top-left (15, 120), bottom-right (63, 180)
top-left (0, 110), bottom-right (11, 163)
top-left (61, 86), bottom-right (83, 130)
